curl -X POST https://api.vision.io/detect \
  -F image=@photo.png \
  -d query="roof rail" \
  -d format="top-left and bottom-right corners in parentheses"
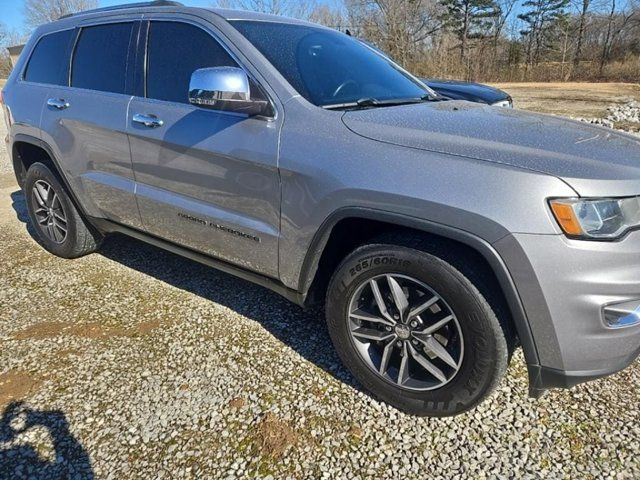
top-left (58, 1), bottom-right (184, 20)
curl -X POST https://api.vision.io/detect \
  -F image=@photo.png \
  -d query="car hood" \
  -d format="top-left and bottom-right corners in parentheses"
top-left (422, 79), bottom-right (508, 104)
top-left (342, 101), bottom-right (640, 197)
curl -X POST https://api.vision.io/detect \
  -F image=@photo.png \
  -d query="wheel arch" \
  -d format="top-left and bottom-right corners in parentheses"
top-left (298, 207), bottom-right (540, 368)
top-left (11, 134), bottom-right (100, 234)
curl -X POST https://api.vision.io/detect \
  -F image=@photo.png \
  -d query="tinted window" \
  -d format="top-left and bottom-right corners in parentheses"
top-left (71, 23), bottom-right (134, 94)
top-left (24, 29), bottom-right (75, 85)
top-left (146, 22), bottom-right (238, 103)
top-left (230, 21), bottom-right (428, 107)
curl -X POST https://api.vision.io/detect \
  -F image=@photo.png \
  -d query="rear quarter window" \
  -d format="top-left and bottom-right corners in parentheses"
top-left (71, 22), bottom-right (134, 94)
top-left (24, 29), bottom-right (75, 85)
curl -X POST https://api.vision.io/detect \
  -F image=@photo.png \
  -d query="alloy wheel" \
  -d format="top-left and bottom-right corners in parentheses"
top-left (32, 180), bottom-right (68, 244)
top-left (348, 274), bottom-right (464, 391)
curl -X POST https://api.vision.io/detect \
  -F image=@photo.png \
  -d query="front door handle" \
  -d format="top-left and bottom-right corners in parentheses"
top-left (132, 113), bottom-right (164, 128)
top-left (47, 98), bottom-right (70, 110)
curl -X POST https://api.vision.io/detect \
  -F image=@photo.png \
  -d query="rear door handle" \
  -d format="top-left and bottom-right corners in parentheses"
top-left (132, 113), bottom-right (164, 128)
top-left (47, 98), bottom-right (70, 110)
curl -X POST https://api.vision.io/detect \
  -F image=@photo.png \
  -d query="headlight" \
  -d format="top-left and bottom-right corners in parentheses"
top-left (549, 197), bottom-right (640, 240)
top-left (491, 99), bottom-right (513, 108)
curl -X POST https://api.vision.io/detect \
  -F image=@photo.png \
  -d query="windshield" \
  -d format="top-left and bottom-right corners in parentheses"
top-left (229, 20), bottom-right (430, 108)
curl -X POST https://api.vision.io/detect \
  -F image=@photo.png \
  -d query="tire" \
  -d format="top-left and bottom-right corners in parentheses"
top-left (24, 162), bottom-right (102, 259)
top-left (325, 238), bottom-right (511, 417)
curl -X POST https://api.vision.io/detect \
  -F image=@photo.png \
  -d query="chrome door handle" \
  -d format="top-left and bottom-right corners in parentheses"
top-left (132, 113), bottom-right (164, 128)
top-left (47, 98), bottom-right (70, 110)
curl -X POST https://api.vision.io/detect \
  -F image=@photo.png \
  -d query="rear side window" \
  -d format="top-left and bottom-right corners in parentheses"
top-left (24, 29), bottom-right (75, 85)
top-left (71, 23), bottom-right (134, 94)
top-left (146, 22), bottom-right (238, 104)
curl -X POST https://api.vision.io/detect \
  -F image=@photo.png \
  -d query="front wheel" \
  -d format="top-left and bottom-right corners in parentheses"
top-left (325, 242), bottom-right (511, 417)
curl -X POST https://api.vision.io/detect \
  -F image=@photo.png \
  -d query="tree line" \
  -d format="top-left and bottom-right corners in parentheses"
top-left (2, 0), bottom-right (639, 82)
top-left (219, 0), bottom-right (640, 82)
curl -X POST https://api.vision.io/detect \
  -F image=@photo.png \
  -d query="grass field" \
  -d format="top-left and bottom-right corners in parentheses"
top-left (493, 82), bottom-right (640, 119)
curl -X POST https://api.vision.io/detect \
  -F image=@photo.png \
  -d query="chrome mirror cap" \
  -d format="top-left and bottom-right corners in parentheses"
top-left (189, 67), bottom-right (250, 107)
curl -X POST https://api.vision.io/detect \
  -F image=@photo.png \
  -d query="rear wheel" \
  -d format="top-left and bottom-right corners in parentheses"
top-left (325, 241), bottom-right (511, 416)
top-left (24, 163), bottom-right (101, 258)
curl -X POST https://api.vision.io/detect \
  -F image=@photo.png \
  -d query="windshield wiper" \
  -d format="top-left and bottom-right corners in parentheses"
top-left (421, 92), bottom-right (448, 102)
top-left (323, 96), bottom-right (428, 111)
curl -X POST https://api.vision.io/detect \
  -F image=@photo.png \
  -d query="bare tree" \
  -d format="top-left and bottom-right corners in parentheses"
top-left (572, 0), bottom-right (591, 67)
top-left (345, 0), bottom-right (443, 67)
top-left (309, 4), bottom-right (347, 29)
top-left (0, 24), bottom-right (13, 78)
top-left (24, 0), bottom-right (98, 30)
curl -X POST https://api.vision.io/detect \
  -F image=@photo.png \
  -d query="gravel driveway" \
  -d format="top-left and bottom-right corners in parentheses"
top-left (0, 115), bottom-right (638, 479)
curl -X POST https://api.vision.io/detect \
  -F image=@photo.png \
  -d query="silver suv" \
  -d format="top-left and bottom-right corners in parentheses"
top-left (3, 1), bottom-right (640, 417)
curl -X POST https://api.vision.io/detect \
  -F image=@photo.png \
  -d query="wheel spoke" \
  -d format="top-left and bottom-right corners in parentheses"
top-left (387, 275), bottom-right (409, 318)
top-left (33, 185), bottom-right (47, 208)
top-left (397, 342), bottom-right (409, 386)
top-left (351, 327), bottom-right (395, 342)
top-left (47, 223), bottom-right (57, 241)
top-left (369, 279), bottom-right (395, 324)
top-left (350, 309), bottom-right (394, 327)
top-left (53, 210), bottom-right (66, 223)
top-left (414, 334), bottom-right (458, 369)
top-left (408, 343), bottom-right (447, 383)
top-left (408, 296), bottom-right (438, 320)
top-left (417, 315), bottom-right (454, 335)
top-left (379, 337), bottom-right (396, 375)
top-left (53, 219), bottom-right (67, 234)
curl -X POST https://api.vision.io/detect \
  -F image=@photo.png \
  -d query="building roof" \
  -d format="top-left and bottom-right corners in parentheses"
top-left (7, 45), bottom-right (24, 56)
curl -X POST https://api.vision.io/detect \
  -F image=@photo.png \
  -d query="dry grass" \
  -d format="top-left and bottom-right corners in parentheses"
top-left (252, 413), bottom-right (298, 459)
top-left (492, 82), bottom-right (640, 118)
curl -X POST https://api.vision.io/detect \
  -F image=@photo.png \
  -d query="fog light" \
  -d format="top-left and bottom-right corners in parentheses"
top-left (603, 300), bottom-right (640, 328)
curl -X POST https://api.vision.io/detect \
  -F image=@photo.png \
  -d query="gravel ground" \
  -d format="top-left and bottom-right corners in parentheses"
top-left (0, 110), bottom-right (639, 479)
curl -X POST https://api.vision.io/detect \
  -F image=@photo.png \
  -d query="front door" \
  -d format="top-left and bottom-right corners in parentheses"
top-left (127, 20), bottom-right (281, 277)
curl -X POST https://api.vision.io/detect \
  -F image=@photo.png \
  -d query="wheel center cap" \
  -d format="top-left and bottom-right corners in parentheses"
top-left (395, 324), bottom-right (411, 340)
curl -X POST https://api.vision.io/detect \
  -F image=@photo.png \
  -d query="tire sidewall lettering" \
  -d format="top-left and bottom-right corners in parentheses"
top-left (349, 255), bottom-right (411, 277)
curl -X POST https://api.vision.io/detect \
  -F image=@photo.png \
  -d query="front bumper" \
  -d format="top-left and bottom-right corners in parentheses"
top-left (495, 232), bottom-right (640, 391)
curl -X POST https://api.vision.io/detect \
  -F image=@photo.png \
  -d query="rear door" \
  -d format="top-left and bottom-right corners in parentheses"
top-left (127, 18), bottom-right (281, 277)
top-left (39, 19), bottom-right (142, 228)
top-left (10, 28), bottom-right (75, 149)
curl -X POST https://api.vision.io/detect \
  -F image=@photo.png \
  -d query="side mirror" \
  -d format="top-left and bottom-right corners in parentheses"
top-left (188, 67), bottom-right (269, 116)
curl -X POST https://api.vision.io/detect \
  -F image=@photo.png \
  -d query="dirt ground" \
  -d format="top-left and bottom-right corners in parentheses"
top-left (493, 82), bottom-right (640, 118)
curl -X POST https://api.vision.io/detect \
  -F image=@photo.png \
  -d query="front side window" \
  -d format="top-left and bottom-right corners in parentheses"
top-left (230, 21), bottom-right (429, 108)
top-left (146, 22), bottom-right (239, 104)
top-left (71, 23), bottom-right (134, 94)
top-left (24, 29), bottom-right (75, 85)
